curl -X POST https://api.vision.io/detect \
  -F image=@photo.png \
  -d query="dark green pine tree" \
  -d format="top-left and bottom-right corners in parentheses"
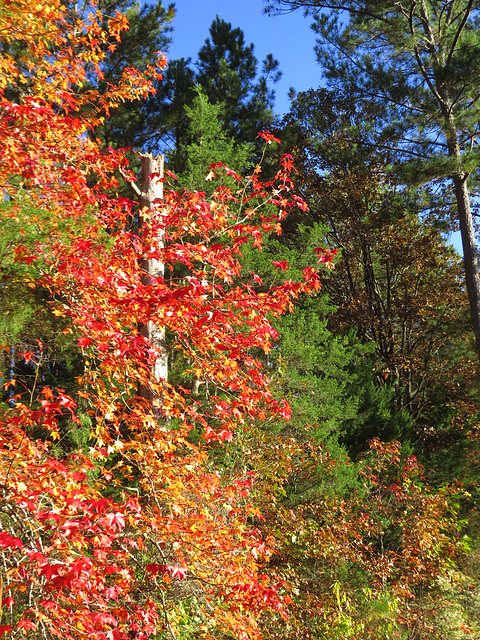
top-left (266, 0), bottom-right (480, 366)
top-left (94, 12), bottom-right (282, 179)
top-left (142, 15), bottom-right (282, 170)
top-left (93, 0), bottom-right (175, 151)
top-left (143, 58), bottom-right (197, 167)
top-left (196, 16), bottom-right (282, 143)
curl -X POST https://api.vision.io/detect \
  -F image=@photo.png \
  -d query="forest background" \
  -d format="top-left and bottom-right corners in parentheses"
top-left (1, 1), bottom-right (480, 639)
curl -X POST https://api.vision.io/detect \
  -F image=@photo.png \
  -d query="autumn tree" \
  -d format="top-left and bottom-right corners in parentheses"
top-left (259, 438), bottom-right (474, 640)
top-left (281, 87), bottom-right (479, 450)
top-left (266, 0), bottom-right (480, 366)
top-left (0, 2), bottom-right (327, 638)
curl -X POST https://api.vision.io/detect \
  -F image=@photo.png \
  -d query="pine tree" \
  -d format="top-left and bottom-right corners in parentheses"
top-left (141, 16), bottom-right (282, 169)
top-left (179, 87), bottom-right (253, 192)
top-left (94, 0), bottom-right (174, 150)
top-left (266, 0), bottom-right (480, 365)
top-left (196, 16), bottom-right (281, 142)
top-left (144, 57), bottom-right (196, 166)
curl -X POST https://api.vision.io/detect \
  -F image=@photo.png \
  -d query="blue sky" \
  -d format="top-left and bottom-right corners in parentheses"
top-left (161, 0), bottom-right (463, 253)
top-left (165, 0), bottom-right (321, 116)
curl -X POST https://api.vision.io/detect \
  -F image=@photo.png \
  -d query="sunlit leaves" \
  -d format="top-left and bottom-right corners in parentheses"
top-left (0, 2), bottom-right (327, 638)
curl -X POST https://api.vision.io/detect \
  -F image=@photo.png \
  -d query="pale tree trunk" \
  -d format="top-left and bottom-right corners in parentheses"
top-left (139, 154), bottom-right (168, 413)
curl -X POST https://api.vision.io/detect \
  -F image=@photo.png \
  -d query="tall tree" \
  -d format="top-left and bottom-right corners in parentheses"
top-left (196, 16), bottom-right (281, 142)
top-left (265, 0), bottom-right (480, 366)
top-left (278, 87), bottom-right (478, 453)
top-left (0, 0), bottom-right (329, 634)
top-left (93, 0), bottom-right (175, 150)
top-left (141, 16), bottom-right (282, 168)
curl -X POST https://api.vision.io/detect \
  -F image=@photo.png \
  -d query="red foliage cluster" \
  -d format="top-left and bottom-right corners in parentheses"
top-left (0, 2), bottom-right (335, 639)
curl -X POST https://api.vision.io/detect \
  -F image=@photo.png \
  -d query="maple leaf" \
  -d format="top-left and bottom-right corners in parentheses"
top-left (257, 131), bottom-right (281, 145)
top-left (168, 566), bottom-right (188, 580)
top-left (45, 459), bottom-right (67, 474)
top-left (281, 153), bottom-right (296, 173)
top-left (146, 564), bottom-right (168, 576)
top-left (218, 429), bottom-right (234, 442)
top-left (314, 246), bottom-right (338, 268)
top-left (22, 351), bottom-right (34, 364)
top-left (224, 166), bottom-right (242, 181)
top-left (271, 260), bottom-right (289, 273)
top-left (99, 512), bottom-right (126, 532)
top-left (0, 532), bottom-right (23, 549)
top-left (17, 620), bottom-right (36, 631)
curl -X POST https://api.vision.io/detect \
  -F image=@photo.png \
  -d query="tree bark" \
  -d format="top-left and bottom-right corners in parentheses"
top-left (139, 154), bottom-right (168, 414)
top-left (452, 172), bottom-right (480, 363)
top-left (443, 105), bottom-right (480, 364)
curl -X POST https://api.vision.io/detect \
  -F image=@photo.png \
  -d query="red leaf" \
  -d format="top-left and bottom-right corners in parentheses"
top-left (45, 459), bottom-right (67, 473)
top-left (146, 564), bottom-right (187, 580)
top-left (271, 260), bottom-right (289, 273)
top-left (146, 564), bottom-right (168, 576)
top-left (257, 131), bottom-right (280, 145)
top-left (17, 620), bottom-right (36, 631)
top-left (0, 532), bottom-right (23, 549)
top-left (169, 566), bottom-right (188, 580)
top-left (314, 246), bottom-right (338, 268)
top-left (100, 512), bottom-right (126, 531)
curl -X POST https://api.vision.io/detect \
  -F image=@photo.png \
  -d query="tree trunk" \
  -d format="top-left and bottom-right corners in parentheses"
top-left (139, 154), bottom-right (168, 414)
top-left (453, 172), bottom-right (480, 363)
top-left (442, 102), bottom-right (480, 365)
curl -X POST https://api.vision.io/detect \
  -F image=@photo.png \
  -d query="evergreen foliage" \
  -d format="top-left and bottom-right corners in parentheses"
top-left (196, 16), bottom-right (281, 142)
top-left (267, 0), bottom-right (480, 363)
top-left (179, 87), bottom-right (253, 192)
top-left (95, 0), bottom-right (175, 150)
top-left (110, 15), bottom-right (281, 170)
